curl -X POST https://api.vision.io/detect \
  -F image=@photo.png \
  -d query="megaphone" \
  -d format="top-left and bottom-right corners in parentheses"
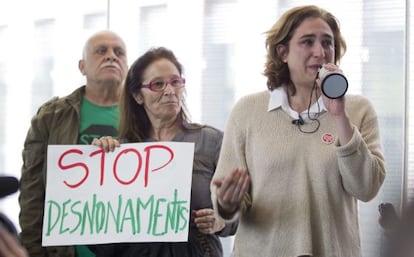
top-left (318, 66), bottom-right (348, 99)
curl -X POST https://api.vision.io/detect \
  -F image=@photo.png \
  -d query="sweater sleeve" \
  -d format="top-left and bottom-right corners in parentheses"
top-left (336, 96), bottom-right (386, 202)
top-left (211, 95), bottom-right (253, 221)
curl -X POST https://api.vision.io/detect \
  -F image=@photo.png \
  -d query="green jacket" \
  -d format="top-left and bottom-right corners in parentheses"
top-left (19, 86), bottom-right (86, 257)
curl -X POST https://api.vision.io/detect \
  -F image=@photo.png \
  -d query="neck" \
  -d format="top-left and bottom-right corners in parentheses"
top-left (287, 84), bottom-right (320, 113)
top-left (85, 81), bottom-right (121, 106)
top-left (150, 118), bottom-right (181, 141)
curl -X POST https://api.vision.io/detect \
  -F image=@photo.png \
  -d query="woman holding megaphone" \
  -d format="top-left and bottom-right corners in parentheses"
top-left (211, 5), bottom-right (386, 257)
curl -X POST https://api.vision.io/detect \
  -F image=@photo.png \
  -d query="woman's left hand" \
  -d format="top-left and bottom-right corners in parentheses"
top-left (193, 208), bottom-right (225, 234)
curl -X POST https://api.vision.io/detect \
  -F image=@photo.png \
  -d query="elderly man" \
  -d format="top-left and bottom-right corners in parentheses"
top-left (18, 30), bottom-right (128, 257)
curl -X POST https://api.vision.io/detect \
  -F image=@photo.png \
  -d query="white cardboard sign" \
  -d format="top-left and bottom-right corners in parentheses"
top-left (42, 142), bottom-right (194, 246)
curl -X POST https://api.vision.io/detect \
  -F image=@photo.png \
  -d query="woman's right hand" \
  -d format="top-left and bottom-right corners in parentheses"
top-left (91, 136), bottom-right (120, 152)
top-left (213, 168), bottom-right (250, 218)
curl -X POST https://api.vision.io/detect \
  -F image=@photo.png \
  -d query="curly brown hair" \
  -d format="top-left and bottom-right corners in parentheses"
top-left (264, 5), bottom-right (346, 93)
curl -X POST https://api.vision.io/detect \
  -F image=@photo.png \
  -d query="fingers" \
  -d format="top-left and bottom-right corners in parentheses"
top-left (216, 168), bottom-right (249, 214)
top-left (236, 172), bottom-right (250, 201)
top-left (322, 63), bottom-right (343, 74)
top-left (193, 208), bottom-right (214, 219)
top-left (193, 209), bottom-right (219, 234)
top-left (212, 179), bottom-right (223, 187)
top-left (91, 136), bottom-right (120, 152)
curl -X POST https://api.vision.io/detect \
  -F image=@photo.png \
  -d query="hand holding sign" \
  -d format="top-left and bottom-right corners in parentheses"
top-left (91, 136), bottom-right (120, 152)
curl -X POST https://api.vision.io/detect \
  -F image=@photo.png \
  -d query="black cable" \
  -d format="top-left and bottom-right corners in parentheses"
top-left (295, 79), bottom-right (321, 134)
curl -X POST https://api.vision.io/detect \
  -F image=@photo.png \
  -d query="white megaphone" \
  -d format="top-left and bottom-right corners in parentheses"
top-left (318, 66), bottom-right (348, 99)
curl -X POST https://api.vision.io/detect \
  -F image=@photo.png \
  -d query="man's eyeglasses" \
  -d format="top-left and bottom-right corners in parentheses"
top-left (142, 77), bottom-right (185, 92)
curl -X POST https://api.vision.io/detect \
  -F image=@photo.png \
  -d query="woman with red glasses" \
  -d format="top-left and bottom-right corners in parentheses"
top-left (88, 47), bottom-right (236, 257)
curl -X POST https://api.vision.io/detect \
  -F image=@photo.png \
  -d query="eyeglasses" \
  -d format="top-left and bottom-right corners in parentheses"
top-left (142, 77), bottom-right (185, 92)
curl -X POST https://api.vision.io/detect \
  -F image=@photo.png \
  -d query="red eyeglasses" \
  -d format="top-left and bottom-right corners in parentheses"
top-left (142, 77), bottom-right (185, 92)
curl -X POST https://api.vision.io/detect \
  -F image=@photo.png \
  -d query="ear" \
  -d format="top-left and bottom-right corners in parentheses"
top-left (78, 60), bottom-right (86, 75)
top-left (133, 92), bottom-right (144, 105)
top-left (276, 44), bottom-right (288, 63)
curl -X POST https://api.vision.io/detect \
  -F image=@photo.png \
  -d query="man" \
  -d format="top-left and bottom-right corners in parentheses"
top-left (18, 30), bottom-right (128, 257)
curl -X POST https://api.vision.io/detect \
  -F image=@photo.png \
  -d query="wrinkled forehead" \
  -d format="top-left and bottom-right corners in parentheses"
top-left (143, 59), bottom-right (180, 80)
top-left (83, 32), bottom-right (126, 56)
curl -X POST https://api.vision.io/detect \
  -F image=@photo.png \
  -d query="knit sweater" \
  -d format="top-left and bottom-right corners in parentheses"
top-left (211, 90), bottom-right (386, 257)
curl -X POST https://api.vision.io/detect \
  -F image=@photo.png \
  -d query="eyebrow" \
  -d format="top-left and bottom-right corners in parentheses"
top-left (299, 32), bottom-right (333, 39)
top-left (92, 45), bottom-right (107, 50)
top-left (93, 44), bottom-right (124, 50)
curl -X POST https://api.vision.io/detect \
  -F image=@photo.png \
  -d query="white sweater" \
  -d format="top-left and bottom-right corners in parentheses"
top-left (211, 91), bottom-right (386, 257)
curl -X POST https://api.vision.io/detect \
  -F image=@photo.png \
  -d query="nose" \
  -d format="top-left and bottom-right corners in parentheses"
top-left (313, 42), bottom-right (325, 58)
top-left (163, 83), bottom-right (175, 95)
top-left (105, 49), bottom-right (117, 62)
top-left (105, 56), bottom-right (116, 62)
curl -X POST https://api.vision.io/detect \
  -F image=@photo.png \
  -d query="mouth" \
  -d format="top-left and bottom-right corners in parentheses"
top-left (161, 100), bottom-right (180, 106)
top-left (310, 64), bottom-right (323, 70)
top-left (101, 62), bottom-right (120, 70)
top-left (308, 65), bottom-right (323, 76)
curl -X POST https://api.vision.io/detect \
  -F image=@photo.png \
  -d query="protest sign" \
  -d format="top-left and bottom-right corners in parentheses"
top-left (42, 142), bottom-right (194, 246)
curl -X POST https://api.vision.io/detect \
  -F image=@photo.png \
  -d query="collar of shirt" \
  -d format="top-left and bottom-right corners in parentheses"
top-left (267, 86), bottom-right (327, 121)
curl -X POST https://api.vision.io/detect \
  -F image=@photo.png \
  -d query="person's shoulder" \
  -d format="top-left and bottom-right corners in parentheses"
top-left (200, 124), bottom-right (223, 136)
top-left (230, 90), bottom-right (269, 117)
top-left (36, 86), bottom-right (84, 114)
top-left (345, 94), bottom-right (376, 111)
top-left (181, 123), bottom-right (223, 146)
top-left (35, 96), bottom-right (61, 114)
top-left (346, 94), bottom-right (372, 103)
top-left (345, 94), bottom-right (379, 123)
top-left (237, 90), bottom-right (269, 103)
top-left (185, 123), bottom-right (223, 136)
top-left (232, 90), bottom-right (268, 110)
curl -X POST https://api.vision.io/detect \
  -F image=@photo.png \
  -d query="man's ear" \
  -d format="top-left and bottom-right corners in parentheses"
top-left (78, 60), bottom-right (86, 75)
top-left (276, 44), bottom-right (288, 63)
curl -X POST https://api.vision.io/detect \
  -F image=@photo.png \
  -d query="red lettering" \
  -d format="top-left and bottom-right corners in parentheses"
top-left (56, 144), bottom-right (176, 189)
top-left (113, 148), bottom-right (143, 185)
top-left (144, 145), bottom-right (174, 187)
top-left (58, 149), bottom-right (88, 188)
top-left (89, 149), bottom-right (106, 186)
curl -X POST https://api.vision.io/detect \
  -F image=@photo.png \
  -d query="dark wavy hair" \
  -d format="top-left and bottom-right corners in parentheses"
top-left (119, 47), bottom-right (192, 142)
top-left (264, 5), bottom-right (347, 93)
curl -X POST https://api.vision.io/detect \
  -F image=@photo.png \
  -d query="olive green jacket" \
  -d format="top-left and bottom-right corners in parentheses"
top-left (19, 86), bottom-right (87, 257)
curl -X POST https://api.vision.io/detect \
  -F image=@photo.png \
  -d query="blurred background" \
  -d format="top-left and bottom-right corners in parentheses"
top-left (0, 0), bottom-right (410, 256)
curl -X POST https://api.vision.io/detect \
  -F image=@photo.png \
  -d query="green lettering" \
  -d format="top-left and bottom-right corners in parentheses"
top-left (81, 194), bottom-right (96, 235)
top-left (121, 198), bottom-right (136, 234)
top-left (45, 200), bottom-right (61, 236)
top-left (137, 195), bottom-right (154, 234)
top-left (177, 205), bottom-right (189, 231)
top-left (105, 195), bottom-right (122, 233)
top-left (70, 201), bottom-right (82, 233)
top-left (59, 199), bottom-right (71, 234)
top-left (152, 198), bottom-right (166, 236)
top-left (95, 200), bottom-right (106, 233)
